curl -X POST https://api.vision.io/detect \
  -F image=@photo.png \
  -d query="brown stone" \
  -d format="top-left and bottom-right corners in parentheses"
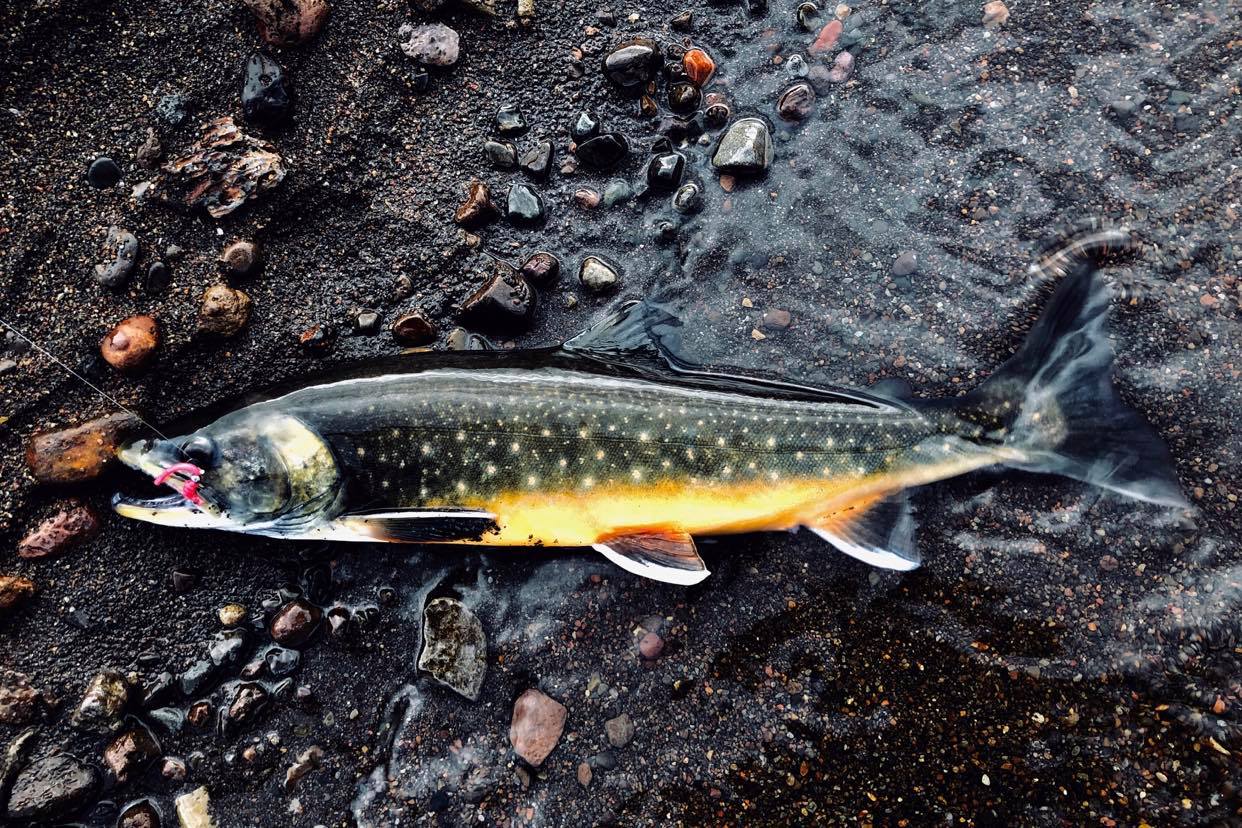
top-left (454, 179), bottom-right (497, 228)
top-left (197, 284), bottom-right (252, 337)
top-left (574, 188), bottom-right (601, 209)
top-left (152, 117), bottom-right (285, 218)
top-left (509, 688), bottom-right (566, 766)
top-left (777, 82), bottom-right (816, 121)
top-left (761, 308), bottom-right (792, 330)
top-left (460, 268), bottom-right (536, 332)
top-left (519, 252), bottom-right (561, 288)
top-left (186, 701), bottom-right (212, 728)
top-left (577, 762), bottom-right (592, 787)
top-left (391, 311), bottom-right (437, 346)
top-left (220, 240), bottom-right (261, 276)
top-left (0, 671), bottom-right (44, 725)
top-left (269, 599), bottom-right (322, 647)
top-left (982, 0), bottom-right (1009, 28)
top-left (239, 0), bottom-right (330, 46)
top-left (118, 799), bottom-right (161, 828)
top-left (25, 412), bottom-right (141, 484)
top-left (226, 682), bottom-right (269, 729)
top-left (18, 502), bottom-right (101, 559)
top-left (0, 575), bottom-right (36, 615)
top-left (682, 48), bottom-right (715, 87)
top-left (71, 670), bottom-right (129, 733)
top-left (100, 315), bottom-right (159, 373)
top-left (104, 727), bottom-right (161, 782)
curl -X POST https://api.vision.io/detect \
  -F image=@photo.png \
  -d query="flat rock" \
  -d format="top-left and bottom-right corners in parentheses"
top-left (5, 754), bottom-right (100, 822)
top-left (152, 117), bottom-right (285, 218)
top-left (418, 597), bottom-right (487, 701)
top-left (17, 502), bottom-right (100, 560)
top-left (509, 689), bottom-right (566, 766)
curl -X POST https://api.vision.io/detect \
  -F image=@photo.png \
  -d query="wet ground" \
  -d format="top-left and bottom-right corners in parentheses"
top-left (1, 0), bottom-right (1240, 824)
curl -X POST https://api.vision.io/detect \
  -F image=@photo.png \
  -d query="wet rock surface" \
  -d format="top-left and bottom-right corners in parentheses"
top-left (241, 51), bottom-right (290, 125)
top-left (24, 413), bottom-right (141, 484)
top-left (712, 117), bottom-right (773, 174)
top-left (460, 267), bottom-right (536, 331)
top-left (509, 689), bottom-right (566, 766)
top-left (5, 753), bottom-right (100, 822)
top-left (417, 597), bottom-right (486, 701)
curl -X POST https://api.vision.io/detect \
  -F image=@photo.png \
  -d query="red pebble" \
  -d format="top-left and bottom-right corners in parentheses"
top-left (638, 632), bottom-right (664, 659)
top-left (809, 19), bottom-right (843, 54)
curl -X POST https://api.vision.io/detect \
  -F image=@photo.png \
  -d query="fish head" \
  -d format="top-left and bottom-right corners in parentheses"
top-left (113, 412), bottom-right (341, 534)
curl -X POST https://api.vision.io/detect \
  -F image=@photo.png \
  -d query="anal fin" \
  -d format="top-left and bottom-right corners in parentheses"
top-left (333, 508), bottom-right (499, 543)
top-left (808, 491), bottom-right (920, 571)
top-left (593, 531), bottom-right (709, 585)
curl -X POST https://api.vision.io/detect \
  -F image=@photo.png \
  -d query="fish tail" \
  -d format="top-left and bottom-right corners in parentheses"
top-left (951, 227), bottom-right (1186, 506)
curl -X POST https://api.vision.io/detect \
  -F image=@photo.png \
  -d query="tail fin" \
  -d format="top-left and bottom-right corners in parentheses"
top-left (954, 228), bottom-right (1186, 507)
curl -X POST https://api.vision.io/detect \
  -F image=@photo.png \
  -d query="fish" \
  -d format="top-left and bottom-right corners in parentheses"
top-left (113, 230), bottom-right (1185, 584)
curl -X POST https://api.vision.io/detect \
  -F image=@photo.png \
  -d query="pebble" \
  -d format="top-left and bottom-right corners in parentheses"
top-left (797, 1), bottom-right (819, 29)
top-left (519, 140), bottom-right (553, 181)
top-left (495, 103), bottom-right (527, 136)
top-left (571, 111), bottom-right (601, 140)
top-left (265, 646), bottom-right (301, 677)
top-left (836, 3), bottom-right (851, 18)
top-left (982, 0), bottom-right (1010, 28)
top-left (704, 102), bottom-right (730, 127)
top-left (4, 754), bottom-right (100, 822)
top-left (220, 239), bottom-right (261, 276)
top-left (118, 799), bottom-right (161, 828)
top-left (136, 128), bottom-right (162, 169)
top-left (162, 756), bottom-right (187, 782)
top-left (639, 94), bottom-right (658, 118)
top-left (509, 689), bottom-right (567, 766)
top-left (576, 132), bottom-right (629, 170)
top-left (186, 701), bottom-right (212, 728)
top-left (103, 726), bottom-right (161, 782)
top-left (399, 22), bottom-right (460, 66)
top-left (826, 50), bottom-right (855, 83)
top-left (174, 786), bottom-right (217, 828)
top-left (72, 671), bottom-right (129, 734)
top-left (460, 268), bottom-right (536, 331)
top-left (240, 0), bottom-right (329, 46)
top-left (93, 225), bottom-right (139, 288)
top-left (418, 597), bottom-right (487, 701)
top-left (87, 156), bottom-right (122, 189)
top-left (785, 53), bottom-right (809, 78)
top-left (24, 412), bottom-right (140, 484)
top-left (218, 603), bottom-right (248, 626)
top-left (711, 117), bottom-right (773, 175)
top-left (354, 309), bottom-right (381, 334)
top-left (269, 599), bottom-right (322, 647)
top-left (454, 179), bottom-right (497, 227)
top-left (602, 179), bottom-right (632, 206)
top-left (667, 82), bottom-right (702, 114)
top-left (0, 671), bottom-right (43, 725)
top-left (762, 308), bottom-right (792, 330)
top-left (891, 250), bottom-right (918, 276)
top-left (605, 713), bottom-right (635, 747)
top-left (645, 152), bottom-right (686, 189)
top-left (0, 576), bottom-right (35, 616)
top-left (155, 117), bottom-right (285, 217)
top-left (484, 139), bottom-right (517, 169)
top-left (638, 631), bottom-right (664, 659)
top-left (196, 285), bottom-right (252, 337)
top-left (284, 746), bottom-right (324, 792)
top-left (671, 10), bottom-right (693, 30)
top-left (579, 255), bottom-right (621, 291)
top-left (155, 93), bottom-right (188, 125)
top-left (225, 682), bottom-right (270, 730)
top-left (520, 251), bottom-right (561, 287)
top-left (241, 51), bottom-right (290, 124)
top-left (672, 182), bottom-right (702, 214)
top-left (101, 314), bottom-right (159, 373)
top-left (391, 311), bottom-right (437, 345)
top-left (506, 182), bottom-right (545, 224)
top-left (145, 261), bottom-right (170, 292)
top-left (682, 48), bottom-right (715, 86)
top-left (602, 38), bottom-right (662, 88)
top-left (809, 18), bottom-right (842, 53)
top-left (17, 502), bottom-right (100, 559)
top-left (777, 82), bottom-right (816, 121)
top-left (574, 188), bottom-right (601, 209)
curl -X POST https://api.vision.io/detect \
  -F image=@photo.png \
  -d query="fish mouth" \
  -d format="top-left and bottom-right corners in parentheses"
top-left (114, 440), bottom-right (228, 524)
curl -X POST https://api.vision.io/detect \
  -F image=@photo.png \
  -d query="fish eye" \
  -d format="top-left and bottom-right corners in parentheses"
top-left (181, 435), bottom-right (218, 467)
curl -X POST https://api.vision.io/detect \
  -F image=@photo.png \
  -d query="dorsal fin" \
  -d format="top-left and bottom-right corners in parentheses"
top-left (593, 531), bottom-right (709, 585)
top-left (809, 491), bottom-right (920, 571)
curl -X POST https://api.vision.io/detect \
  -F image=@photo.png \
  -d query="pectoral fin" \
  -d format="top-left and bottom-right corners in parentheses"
top-left (593, 531), bottom-right (709, 585)
top-left (808, 491), bottom-right (920, 571)
top-left (331, 509), bottom-right (499, 543)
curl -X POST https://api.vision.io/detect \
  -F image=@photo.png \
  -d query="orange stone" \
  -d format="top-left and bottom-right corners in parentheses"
top-left (683, 48), bottom-right (715, 87)
top-left (809, 19), bottom-right (843, 54)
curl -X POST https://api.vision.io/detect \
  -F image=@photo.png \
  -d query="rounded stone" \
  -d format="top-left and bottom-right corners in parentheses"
top-left (218, 603), bottom-right (248, 626)
top-left (711, 117), bottom-right (773, 175)
top-left (87, 156), bottom-right (122, 188)
top-left (93, 226), bottom-right (139, 288)
top-left (145, 261), bottom-right (170, 293)
top-left (391, 311), bottom-right (438, 345)
top-left (495, 103), bottom-right (528, 137)
top-left (100, 315), bottom-right (159, 374)
top-left (579, 255), bottom-right (621, 292)
top-left (891, 250), bottom-right (918, 276)
top-left (520, 252), bottom-right (561, 288)
top-left (645, 152), bottom-right (686, 189)
top-left (667, 82), bottom-right (702, 114)
top-left (460, 268), bottom-right (536, 331)
top-left (197, 285), bottom-right (252, 337)
top-left (506, 183), bottom-right (545, 225)
top-left (682, 48), bottom-right (715, 86)
top-left (269, 599), bottom-right (322, 647)
top-left (672, 182), bottom-right (702, 214)
top-left (777, 82), bottom-right (816, 121)
top-left (638, 632), bottom-right (664, 659)
top-left (575, 133), bottom-right (629, 170)
top-left (602, 38), bottom-right (662, 88)
top-left (221, 240), bottom-right (261, 276)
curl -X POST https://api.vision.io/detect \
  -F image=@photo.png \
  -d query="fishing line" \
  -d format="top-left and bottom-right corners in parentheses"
top-left (0, 316), bottom-right (176, 445)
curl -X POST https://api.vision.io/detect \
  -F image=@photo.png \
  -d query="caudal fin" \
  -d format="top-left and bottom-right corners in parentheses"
top-left (956, 228), bottom-right (1186, 507)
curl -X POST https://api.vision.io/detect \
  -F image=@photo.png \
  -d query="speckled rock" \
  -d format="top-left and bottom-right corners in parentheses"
top-left (399, 23), bottom-right (460, 66)
top-left (196, 285), bottom-right (252, 338)
top-left (520, 251), bottom-right (560, 287)
top-left (509, 689), bottom-right (567, 766)
top-left (579, 255), bottom-right (621, 292)
top-left (92, 226), bottom-right (138, 288)
top-left (418, 597), bottom-right (487, 701)
top-left (605, 713), bottom-right (635, 747)
top-left (269, 599), bottom-right (321, 647)
top-left (4, 754), bottom-right (100, 822)
top-left (117, 799), bottom-right (161, 828)
top-left (24, 413), bottom-right (141, 484)
top-left (152, 117), bottom-right (285, 218)
top-left (220, 239), bottom-right (261, 276)
top-left (711, 117), bottom-right (773, 175)
top-left (0, 576), bottom-right (36, 616)
top-left (103, 726), bottom-right (161, 782)
top-left (17, 502), bottom-right (100, 560)
top-left (239, 0), bottom-right (329, 46)
top-left (71, 670), bottom-right (129, 734)
top-left (0, 671), bottom-right (44, 724)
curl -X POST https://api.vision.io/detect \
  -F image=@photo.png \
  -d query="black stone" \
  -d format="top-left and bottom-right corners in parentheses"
top-left (659, 114), bottom-right (707, 141)
top-left (519, 141), bottom-right (553, 181)
top-left (671, 10), bottom-right (693, 30)
top-left (5, 755), bottom-right (100, 822)
top-left (264, 646), bottom-right (302, 677)
top-left (170, 569), bottom-right (198, 594)
top-left (519, 251), bottom-right (560, 287)
top-left (667, 82), bottom-right (701, 114)
top-left (644, 152), bottom-right (685, 189)
top-left (505, 183), bottom-right (545, 225)
top-left (672, 181), bottom-right (702, 213)
top-left (576, 133), bottom-right (629, 170)
top-left (209, 628), bottom-right (250, 668)
top-left (140, 671), bottom-right (177, 709)
top-left (495, 103), bottom-right (528, 136)
top-left (155, 93), bottom-right (188, 125)
top-left (178, 659), bottom-right (219, 697)
top-left (87, 156), bottom-right (121, 188)
top-left (241, 51), bottom-right (290, 124)
top-left (460, 267), bottom-right (536, 331)
top-left (145, 261), bottom-right (170, 293)
top-left (484, 140), bottom-right (517, 169)
top-left (409, 68), bottom-right (430, 93)
top-left (571, 111), bottom-right (601, 140)
top-left (603, 38), bottom-right (662, 88)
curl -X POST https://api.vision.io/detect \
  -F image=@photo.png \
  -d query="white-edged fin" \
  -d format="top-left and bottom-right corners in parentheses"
top-left (592, 532), bottom-right (709, 585)
top-left (808, 492), bottom-right (921, 571)
top-left (334, 509), bottom-right (499, 543)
